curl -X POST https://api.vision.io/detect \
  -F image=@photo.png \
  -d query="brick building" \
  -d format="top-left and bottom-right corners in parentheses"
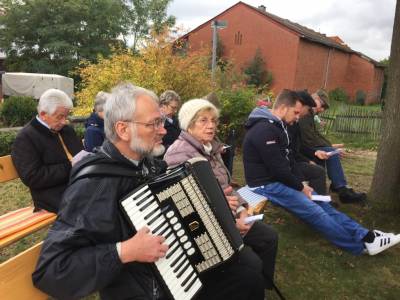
top-left (179, 1), bottom-right (385, 104)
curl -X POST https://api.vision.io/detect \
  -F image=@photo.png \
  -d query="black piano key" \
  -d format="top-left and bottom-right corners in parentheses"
top-left (159, 224), bottom-right (170, 236)
top-left (170, 252), bottom-right (185, 268)
top-left (173, 255), bottom-right (187, 273)
top-left (184, 273), bottom-right (198, 292)
top-left (147, 211), bottom-right (163, 225)
top-left (168, 238), bottom-right (178, 249)
top-left (139, 199), bottom-right (153, 212)
top-left (165, 244), bottom-right (179, 259)
top-left (136, 194), bottom-right (152, 206)
top-left (181, 270), bottom-right (196, 288)
top-left (144, 205), bottom-right (159, 220)
top-left (176, 261), bottom-right (190, 278)
top-left (152, 220), bottom-right (167, 234)
top-left (165, 229), bottom-right (174, 240)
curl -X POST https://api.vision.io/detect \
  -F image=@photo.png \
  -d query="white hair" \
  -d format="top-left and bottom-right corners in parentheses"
top-left (94, 91), bottom-right (110, 113)
top-left (37, 89), bottom-right (73, 115)
top-left (104, 82), bottom-right (159, 142)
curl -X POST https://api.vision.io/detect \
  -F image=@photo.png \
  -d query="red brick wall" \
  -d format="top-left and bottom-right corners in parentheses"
top-left (186, 3), bottom-right (300, 95)
top-left (345, 54), bottom-right (383, 104)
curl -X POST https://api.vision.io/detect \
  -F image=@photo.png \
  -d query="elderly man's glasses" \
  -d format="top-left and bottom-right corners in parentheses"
top-left (127, 116), bottom-right (166, 130)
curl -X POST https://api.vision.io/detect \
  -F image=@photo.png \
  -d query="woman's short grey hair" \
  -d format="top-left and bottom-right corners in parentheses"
top-left (37, 89), bottom-right (73, 115)
top-left (159, 90), bottom-right (181, 106)
top-left (104, 82), bottom-right (159, 142)
top-left (94, 91), bottom-right (110, 113)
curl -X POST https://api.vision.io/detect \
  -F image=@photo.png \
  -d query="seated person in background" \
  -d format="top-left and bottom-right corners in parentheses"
top-left (298, 89), bottom-right (366, 203)
top-left (164, 99), bottom-right (278, 290)
top-left (159, 90), bottom-right (181, 151)
top-left (32, 83), bottom-right (265, 300)
top-left (84, 91), bottom-right (109, 152)
top-left (287, 90), bottom-right (327, 195)
top-left (11, 89), bottom-right (83, 213)
top-left (243, 89), bottom-right (400, 256)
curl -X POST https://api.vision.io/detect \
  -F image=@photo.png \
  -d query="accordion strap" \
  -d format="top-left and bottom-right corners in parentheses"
top-left (70, 163), bottom-right (143, 185)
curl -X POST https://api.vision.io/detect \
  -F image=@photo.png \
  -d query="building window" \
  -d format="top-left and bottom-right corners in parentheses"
top-left (234, 31), bottom-right (243, 45)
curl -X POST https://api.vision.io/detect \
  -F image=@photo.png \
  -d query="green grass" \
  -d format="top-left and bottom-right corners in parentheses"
top-left (2, 149), bottom-right (400, 299)
top-left (232, 149), bottom-right (400, 300)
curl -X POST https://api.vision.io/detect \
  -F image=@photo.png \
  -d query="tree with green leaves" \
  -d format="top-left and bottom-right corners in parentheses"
top-left (243, 47), bottom-right (273, 89)
top-left (124, 0), bottom-right (176, 52)
top-left (0, 0), bottom-right (127, 76)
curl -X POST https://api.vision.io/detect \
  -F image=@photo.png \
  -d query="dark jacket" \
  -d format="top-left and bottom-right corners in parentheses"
top-left (287, 122), bottom-right (317, 163)
top-left (11, 117), bottom-right (83, 213)
top-left (84, 112), bottom-right (105, 152)
top-left (298, 111), bottom-right (331, 148)
top-left (32, 140), bottom-right (168, 300)
top-left (242, 108), bottom-right (304, 191)
top-left (162, 116), bottom-right (181, 151)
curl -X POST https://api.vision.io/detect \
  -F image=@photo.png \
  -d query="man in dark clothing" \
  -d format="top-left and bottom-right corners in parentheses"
top-left (159, 90), bottom-right (181, 152)
top-left (84, 91), bottom-right (109, 152)
top-left (298, 89), bottom-right (366, 203)
top-left (11, 89), bottom-right (83, 213)
top-left (287, 90), bottom-right (327, 195)
top-left (242, 89), bottom-right (400, 256)
top-left (32, 83), bottom-right (265, 300)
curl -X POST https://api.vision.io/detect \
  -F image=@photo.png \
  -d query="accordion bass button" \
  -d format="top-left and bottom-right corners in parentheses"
top-left (177, 229), bottom-right (185, 237)
top-left (170, 217), bottom-right (178, 224)
top-left (183, 242), bottom-right (192, 250)
top-left (180, 235), bottom-right (188, 243)
top-left (173, 223), bottom-right (182, 231)
top-left (166, 211), bottom-right (174, 218)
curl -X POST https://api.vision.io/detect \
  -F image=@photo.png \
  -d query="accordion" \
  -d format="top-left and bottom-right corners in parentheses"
top-left (120, 157), bottom-right (243, 300)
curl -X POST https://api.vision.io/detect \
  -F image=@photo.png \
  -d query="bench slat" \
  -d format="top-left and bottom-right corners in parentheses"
top-left (0, 242), bottom-right (48, 300)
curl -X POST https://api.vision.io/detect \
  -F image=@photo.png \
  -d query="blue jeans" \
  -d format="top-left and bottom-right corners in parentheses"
top-left (254, 183), bottom-right (368, 255)
top-left (316, 146), bottom-right (347, 189)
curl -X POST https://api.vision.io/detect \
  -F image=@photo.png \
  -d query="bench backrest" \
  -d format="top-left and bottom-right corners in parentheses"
top-left (0, 155), bottom-right (18, 183)
top-left (0, 242), bottom-right (47, 300)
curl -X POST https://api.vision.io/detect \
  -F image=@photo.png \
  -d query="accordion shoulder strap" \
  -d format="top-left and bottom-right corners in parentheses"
top-left (70, 163), bottom-right (143, 185)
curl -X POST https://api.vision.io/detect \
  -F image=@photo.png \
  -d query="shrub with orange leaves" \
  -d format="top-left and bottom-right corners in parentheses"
top-left (74, 33), bottom-right (212, 115)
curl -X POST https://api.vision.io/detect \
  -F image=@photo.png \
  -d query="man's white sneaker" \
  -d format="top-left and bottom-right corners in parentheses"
top-left (373, 229), bottom-right (394, 237)
top-left (365, 233), bottom-right (400, 255)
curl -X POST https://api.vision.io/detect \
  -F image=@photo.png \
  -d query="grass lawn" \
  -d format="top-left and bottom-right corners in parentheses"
top-left (1, 148), bottom-right (399, 299)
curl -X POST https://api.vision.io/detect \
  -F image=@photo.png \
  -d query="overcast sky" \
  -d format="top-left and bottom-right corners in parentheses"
top-left (168, 0), bottom-right (396, 61)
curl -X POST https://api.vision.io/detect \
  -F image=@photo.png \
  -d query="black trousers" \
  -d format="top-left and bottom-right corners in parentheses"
top-left (242, 221), bottom-right (279, 290)
top-left (198, 252), bottom-right (265, 300)
top-left (296, 162), bottom-right (327, 195)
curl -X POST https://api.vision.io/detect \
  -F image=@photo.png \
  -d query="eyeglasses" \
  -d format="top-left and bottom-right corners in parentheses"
top-left (167, 103), bottom-right (179, 112)
top-left (126, 116), bottom-right (166, 130)
top-left (196, 117), bottom-right (219, 127)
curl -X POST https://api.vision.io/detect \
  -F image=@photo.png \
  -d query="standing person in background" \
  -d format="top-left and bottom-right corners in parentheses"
top-left (164, 99), bottom-right (279, 291)
top-left (84, 91), bottom-right (109, 152)
top-left (159, 90), bottom-right (181, 151)
top-left (11, 89), bottom-right (83, 213)
top-left (298, 89), bottom-right (366, 203)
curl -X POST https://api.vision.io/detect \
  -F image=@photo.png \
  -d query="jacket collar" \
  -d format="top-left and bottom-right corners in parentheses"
top-left (179, 131), bottom-right (222, 156)
top-left (30, 117), bottom-right (68, 137)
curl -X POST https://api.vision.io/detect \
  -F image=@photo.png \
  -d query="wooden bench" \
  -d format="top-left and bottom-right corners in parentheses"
top-left (0, 155), bottom-right (56, 299)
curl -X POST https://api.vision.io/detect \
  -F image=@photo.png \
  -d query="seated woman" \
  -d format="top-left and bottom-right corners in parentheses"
top-left (164, 99), bottom-right (279, 291)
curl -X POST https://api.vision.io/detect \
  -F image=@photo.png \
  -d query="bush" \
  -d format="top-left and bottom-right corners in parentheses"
top-left (0, 96), bottom-right (37, 126)
top-left (243, 48), bottom-right (273, 89)
top-left (0, 131), bottom-right (17, 156)
top-left (355, 90), bottom-right (367, 106)
top-left (216, 86), bottom-right (257, 140)
top-left (75, 32), bottom-right (212, 115)
top-left (329, 88), bottom-right (349, 103)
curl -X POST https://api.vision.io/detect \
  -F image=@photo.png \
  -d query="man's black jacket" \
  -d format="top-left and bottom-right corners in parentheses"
top-left (32, 141), bottom-right (168, 299)
top-left (11, 117), bottom-right (83, 212)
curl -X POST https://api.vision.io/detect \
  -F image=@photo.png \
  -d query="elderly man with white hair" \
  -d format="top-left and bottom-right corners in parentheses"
top-left (11, 88), bottom-right (83, 213)
top-left (32, 83), bottom-right (265, 300)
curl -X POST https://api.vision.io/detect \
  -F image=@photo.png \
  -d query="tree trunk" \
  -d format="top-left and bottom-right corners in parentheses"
top-left (370, 0), bottom-right (400, 209)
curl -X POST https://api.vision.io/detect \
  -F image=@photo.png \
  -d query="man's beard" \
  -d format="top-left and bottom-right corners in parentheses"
top-left (129, 128), bottom-right (165, 158)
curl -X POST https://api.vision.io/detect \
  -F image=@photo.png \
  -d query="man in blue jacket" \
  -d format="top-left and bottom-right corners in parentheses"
top-left (242, 89), bottom-right (400, 256)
